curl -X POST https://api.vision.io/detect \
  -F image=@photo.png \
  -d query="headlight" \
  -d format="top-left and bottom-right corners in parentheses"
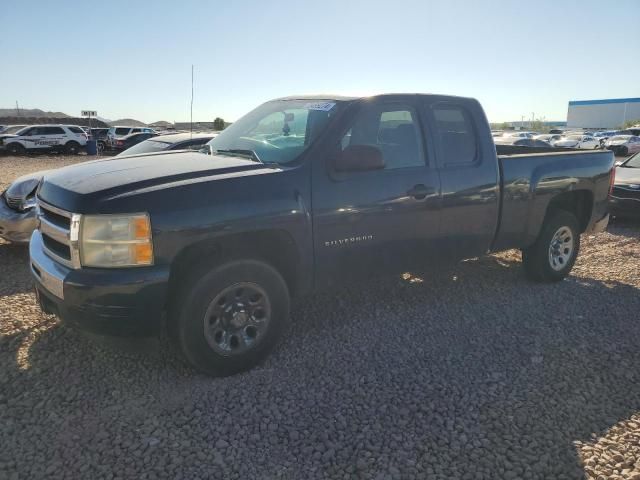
top-left (21, 196), bottom-right (37, 211)
top-left (80, 213), bottom-right (153, 267)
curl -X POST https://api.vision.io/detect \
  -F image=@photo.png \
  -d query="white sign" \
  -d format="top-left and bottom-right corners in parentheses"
top-left (303, 102), bottom-right (336, 111)
top-left (81, 110), bottom-right (97, 117)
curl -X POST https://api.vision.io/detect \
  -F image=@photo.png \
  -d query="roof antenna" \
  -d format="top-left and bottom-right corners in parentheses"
top-left (190, 65), bottom-right (194, 140)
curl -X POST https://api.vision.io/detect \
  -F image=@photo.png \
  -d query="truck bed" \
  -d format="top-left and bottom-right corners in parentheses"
top-left (493, 149), bottom-right (614, 252)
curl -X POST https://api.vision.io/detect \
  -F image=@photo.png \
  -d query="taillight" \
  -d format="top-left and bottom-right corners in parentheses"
top-left (116, 140), bottom-right (123, 146)
top-left (609, 167), bottom-right (616, 196)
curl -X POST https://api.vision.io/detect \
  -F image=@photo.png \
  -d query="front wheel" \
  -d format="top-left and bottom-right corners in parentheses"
top-left (171, 259), bottom-right (290, 376)
top-left (522, 210), bottom-right (580, 282)
top-left (6, 143), bottom-right (25, 155)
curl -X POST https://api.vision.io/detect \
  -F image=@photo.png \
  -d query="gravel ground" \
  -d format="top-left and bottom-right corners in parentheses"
top-left (1, 155), bottom-right (639, 479)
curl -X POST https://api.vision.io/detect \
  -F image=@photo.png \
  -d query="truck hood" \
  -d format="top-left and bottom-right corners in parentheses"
top-left (38, 151), bottom-right (278, 211)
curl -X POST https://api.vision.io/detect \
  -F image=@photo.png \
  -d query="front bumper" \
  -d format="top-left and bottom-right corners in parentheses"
top-left (30, 230), bottom-right (170, 337)
top-left (0, 198), bottom-right (37, 243)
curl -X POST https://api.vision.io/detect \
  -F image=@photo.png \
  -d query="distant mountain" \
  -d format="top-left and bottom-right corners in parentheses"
top-left (110, 118), bottom-right (147, 127)
top-left (149, 120), bottom-right (173, 127)
top-left (0, 108), bottom-right (69, 118)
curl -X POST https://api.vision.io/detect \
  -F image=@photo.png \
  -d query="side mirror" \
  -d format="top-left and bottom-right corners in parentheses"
top-left (334, 145), bottom-right (385, 172)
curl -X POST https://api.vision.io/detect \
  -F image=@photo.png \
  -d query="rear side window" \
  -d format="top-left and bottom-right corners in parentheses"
top-left (115, 128), bottom-right (130, 135)
top-left (432, 105), bottom-right (477, 166)
top-left (68, 126), bottom-right (84, 134)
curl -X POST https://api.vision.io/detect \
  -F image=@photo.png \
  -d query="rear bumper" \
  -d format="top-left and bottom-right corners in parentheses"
top-left (30, 231), bottom-right (170, 337)
top-left (0, 199), bottom-right (37, 243)
top-left (609, 196), bottom-right (640, 218)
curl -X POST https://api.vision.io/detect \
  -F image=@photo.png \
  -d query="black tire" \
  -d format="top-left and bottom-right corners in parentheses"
top-left (97, 141), bottom-right (106, 153)
top-left (619, 146), bottom-right (628, 157)
top-left (65, 141), bottom-right (80, 155)
top-left (171, 259), bottom-right (290, 376)
top-left (6, 143), bottom-right (25, 155)
top-left (522, 209), bottom-right (580, 282)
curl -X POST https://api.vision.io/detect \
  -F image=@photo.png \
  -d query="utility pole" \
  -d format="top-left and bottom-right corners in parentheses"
top-left (190, 65), bottom-right (194, 139)
top-left (15, 101), bottom-right (21, 117)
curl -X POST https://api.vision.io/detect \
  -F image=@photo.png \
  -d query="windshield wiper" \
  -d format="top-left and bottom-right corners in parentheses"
top-left (214, 149), bottom-right (262, 163)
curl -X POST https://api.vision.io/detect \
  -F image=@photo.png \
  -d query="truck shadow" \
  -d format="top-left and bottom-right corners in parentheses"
top-left (2, 252), bottom-right (639, 478)
top-left (0, 241), bottom-right (32, 297)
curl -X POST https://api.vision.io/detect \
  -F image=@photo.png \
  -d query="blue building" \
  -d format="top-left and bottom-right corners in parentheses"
top-left (567, 97), bottom-right (640, 129)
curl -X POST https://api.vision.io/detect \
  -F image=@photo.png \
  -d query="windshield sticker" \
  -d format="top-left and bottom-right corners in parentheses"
top-left (304, 102), bottom-right (336, 111)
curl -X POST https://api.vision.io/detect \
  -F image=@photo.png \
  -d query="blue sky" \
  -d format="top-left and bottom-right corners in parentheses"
top-left (1, 0), bottom-right (638, 123)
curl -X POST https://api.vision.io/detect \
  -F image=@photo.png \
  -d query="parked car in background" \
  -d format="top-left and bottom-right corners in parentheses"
top-left (491, 130), bottom-right (504, 137)
top-left (533, 134), bottom-right (563, 145)
top-left (0, 125), bottom-right (30, 150)
top-left (117, 132), bottom-right (217, 157)
top-left (604, 135), bottom-right (640, 157)
top-left (504, 131), bottom-right (536, 139)
top-left (0, 170), bottom-right (48, 242)
top-left (0, 124), bottom-right (88, 155)
top-left (494, 137), bottom-right (554, 148)
top-left (110, 132), bottom-right (157, 152)
top-left (107, 126), bottom-right (155, 148)
top-left (89, 128), bottom-right (110, 151)
top-left (609, 152), bottom-right (640, 219)
top-left (0, 125), bottom-right (28, 136)
top-left (554, 134), bottom-right (600, 149)
top-left (622, 127), bottom-right (640, 137)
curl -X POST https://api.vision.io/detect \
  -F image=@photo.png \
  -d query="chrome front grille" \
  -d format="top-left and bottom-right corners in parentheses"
top-left (37, 199), bottom-right (81, 269)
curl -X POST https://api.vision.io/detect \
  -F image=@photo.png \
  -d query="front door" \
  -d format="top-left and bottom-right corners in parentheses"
top-left (312, 98), bottom-right (441, 286)
top-left (34, 126), bottom-right (66, 149)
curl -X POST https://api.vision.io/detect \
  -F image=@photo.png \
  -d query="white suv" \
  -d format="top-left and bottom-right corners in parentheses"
top-left (2, 125), bottom-right (88, 155)
top-left (107, 126), bottom-right (155, 148)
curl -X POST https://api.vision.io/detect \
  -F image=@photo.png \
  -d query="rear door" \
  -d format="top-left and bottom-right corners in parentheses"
top-left (422, 99), bottom-right (500, 260)
top-left (312, 97), bottom-right (441, 285)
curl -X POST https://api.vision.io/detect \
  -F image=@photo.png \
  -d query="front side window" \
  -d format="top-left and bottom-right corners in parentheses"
top-left (339, 103), bottom-right (424, 170)
top-left (206, 99), bottom-right (343, 165)
top-left (431, 105), bottom-right (477, 165)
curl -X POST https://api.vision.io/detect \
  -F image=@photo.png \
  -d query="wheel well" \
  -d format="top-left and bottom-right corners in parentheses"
top-left (168, 230), bottom-right (302, 301)
top-left (546, 190), bottom-right (593, 232)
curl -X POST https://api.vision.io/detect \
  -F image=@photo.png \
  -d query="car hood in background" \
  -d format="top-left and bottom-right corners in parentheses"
top-left (5, 170), bottom-right (50, 199)
top-left (614, 166), bottom-right (640, 186)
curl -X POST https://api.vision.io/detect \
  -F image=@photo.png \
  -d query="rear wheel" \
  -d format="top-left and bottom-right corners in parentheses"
top-left (522, 210), bottom-right (580, 282)
top-left (619, 146), bottom-right (629, 157)
top-left (65, 141), bottom-right (80, 155)
top-left (6, 143), bottom-right (25, 155)
top-left (171, 259), bottom-right (290, 376)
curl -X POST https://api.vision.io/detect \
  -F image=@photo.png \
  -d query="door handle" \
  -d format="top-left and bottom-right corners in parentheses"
top-left (407, 184), bottom-right (434, 200)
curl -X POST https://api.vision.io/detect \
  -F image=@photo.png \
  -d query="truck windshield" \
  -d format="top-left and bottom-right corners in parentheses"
top-left (205, 99), bottom-right (343, 165)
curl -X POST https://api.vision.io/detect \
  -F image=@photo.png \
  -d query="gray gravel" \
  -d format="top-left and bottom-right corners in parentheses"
top-left (1, 155), bottom-right (640, 479)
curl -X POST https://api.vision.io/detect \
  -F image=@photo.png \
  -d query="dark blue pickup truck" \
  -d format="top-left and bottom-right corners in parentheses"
top-left (30, 94), bottom-right (614, 375)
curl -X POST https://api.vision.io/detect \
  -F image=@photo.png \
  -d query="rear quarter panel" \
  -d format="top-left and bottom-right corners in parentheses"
top-left (493, 150), bottom-right (614, 251)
